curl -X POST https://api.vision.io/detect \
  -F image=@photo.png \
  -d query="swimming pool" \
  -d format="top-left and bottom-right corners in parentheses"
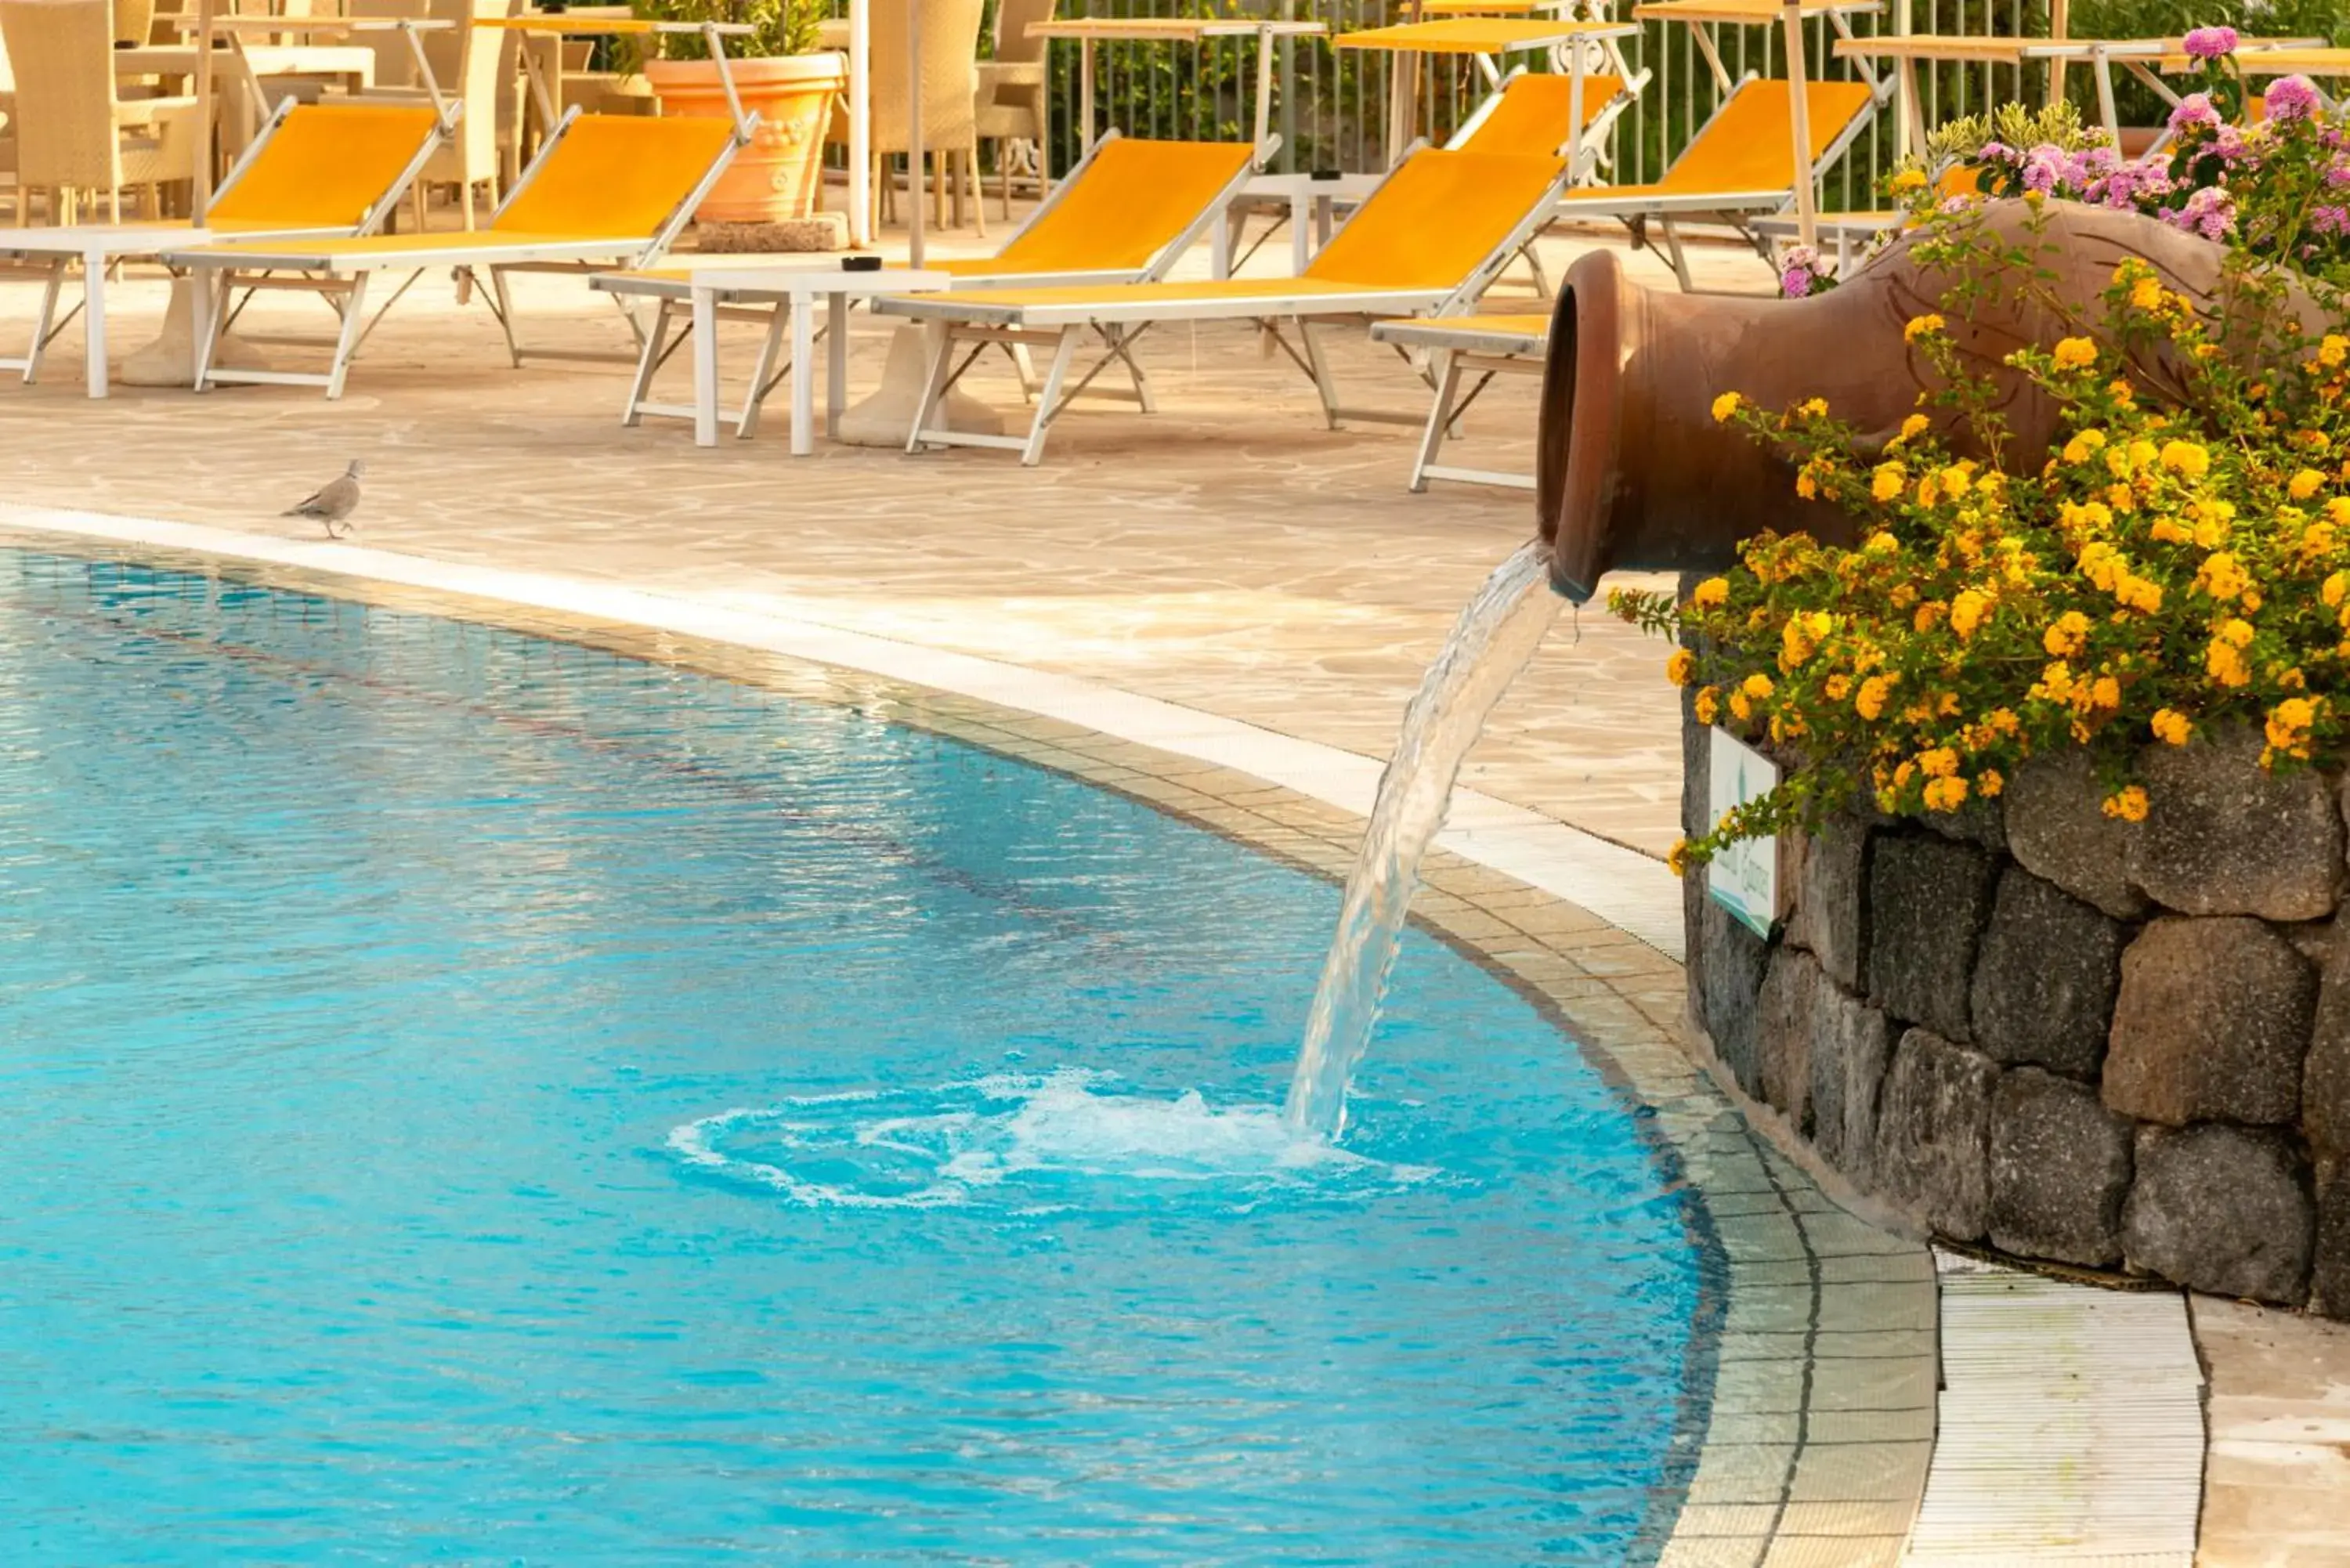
top-left (0, 549), bottom-right (1713, 1563)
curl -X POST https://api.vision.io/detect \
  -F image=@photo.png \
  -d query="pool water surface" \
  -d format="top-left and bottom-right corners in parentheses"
top-left (0, 552), bottom-right (1713, 1563)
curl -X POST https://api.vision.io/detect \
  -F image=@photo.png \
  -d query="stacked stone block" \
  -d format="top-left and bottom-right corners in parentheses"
top-left (1684, 721), bottom-right (2350, 1317)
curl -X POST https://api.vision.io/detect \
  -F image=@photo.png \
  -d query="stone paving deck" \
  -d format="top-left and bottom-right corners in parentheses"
top-left (0, 211), bottom-right (1723, 860)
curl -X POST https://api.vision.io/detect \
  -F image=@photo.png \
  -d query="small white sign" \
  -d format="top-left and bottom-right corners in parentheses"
top-left (1707, 727), bottom-right (1781, 938)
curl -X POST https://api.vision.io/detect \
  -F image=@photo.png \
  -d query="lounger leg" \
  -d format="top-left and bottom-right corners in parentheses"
top-left (1106, 326), bottom-right (1154, 414)
top-left (1300, 320), bottom-right (1342, 431)
top-left (82, 247), bottom-right (107, 400)
top-left (192, 272), bottom-right (228, 392)
top-left (1021, 327), bottom-right (1081, 468)
top-left (740, 304), bottom-right (789, 441)
top-left (825, 294), bottom-right (848, 441)
top-left (1524, 245), bottom-right (1554, 300)
top-left (623, 298), bottom-right (673, 428)
top-left (788, 297), bottom-right (818, 457)
top-left (1658, 216), bottom-right (1696, 293)
top-left (908, 323), bottom-right (960, 452)
top-left (325, 272), bottom-right (372, 401)
top-left (23, 259), bottom-right (67, 385)
top-left (490, 267), bottom-right (523, 368)
top-left (1410, 351), bottom-right (1465, 493)
top-left (692, 286), bottom-right (720, 447)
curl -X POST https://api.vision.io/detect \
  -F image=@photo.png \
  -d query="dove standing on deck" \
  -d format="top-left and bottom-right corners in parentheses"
top-left (284, 460), bottom-right (365, 538)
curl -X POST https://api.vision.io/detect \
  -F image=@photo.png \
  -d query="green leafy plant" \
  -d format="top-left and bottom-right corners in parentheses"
top-left (626, 0), bottom-right (826, 63)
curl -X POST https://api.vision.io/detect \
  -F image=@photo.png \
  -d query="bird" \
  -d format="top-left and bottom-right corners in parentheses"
top-left (284, 460), bottom-right (365, 538)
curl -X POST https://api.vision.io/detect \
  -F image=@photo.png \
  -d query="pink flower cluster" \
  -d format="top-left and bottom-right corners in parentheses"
top-left (1778, 244), bottom-right (1825, 299)
top-left (2182, 25), bottom-right (2239, 60)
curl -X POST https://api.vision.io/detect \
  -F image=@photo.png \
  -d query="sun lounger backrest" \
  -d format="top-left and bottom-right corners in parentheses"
top-left (1303, 150), bottom-right (1564, 290)
top-left (206, 103), bottom-right (442, 229)
top-left (991, 137), bottom-right (1256, 273)
top-left (1457, 72), bottom-right (1626, 156)
top-left (493, 113), bottom-right (739, 238)
top-left (1658, 78), bottom-right (1876, 195)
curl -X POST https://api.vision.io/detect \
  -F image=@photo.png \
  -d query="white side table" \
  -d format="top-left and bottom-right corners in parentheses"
top-left (1232, 172), bottom-right (1382, 275)
top-left (1, 226), bottom-right (223, 398)
top-left (685, 265), bottom-right (955, 455)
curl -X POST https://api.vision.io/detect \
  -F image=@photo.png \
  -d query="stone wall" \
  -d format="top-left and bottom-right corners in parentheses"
top-left (1683, 714), bottom-right (2350, 1317)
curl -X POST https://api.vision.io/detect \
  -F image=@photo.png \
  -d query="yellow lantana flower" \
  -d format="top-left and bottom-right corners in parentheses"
top-left (2151, 708), bottom-right (2193, 746)
top-left (1694, 685), bottom-right (1720, 724)
top-left (2290, 468), bottom-right (2327, 500)
top-left (1710, 392), bottom-right (1744, 423)
top-left (1665, 648), bottom-right (1696, 686)
top-left (1889, 167), bottom-right (1927, 193)
top-left (1741, 673), bottom-right (1775, 699)
top-left (2043, 611), bottom-right (2091, 658)
top-left (1950, 589), bottom-right (1992, 639)
top-left (1692, 576), bottom-right (1730, 608)
top-left (1922, 775), bottom-right (1971, 812)
top-left (2063, 429), bottom-right (2108, 464)
top-left (1854, 674), bottom-right (1894, 720)
top-left (1904, 314), bottom-right (1946, 344)
top-left (1871, 464), bottom-right (1906, 502)
top-left (2160, 440), bottom-right (2211, 479)
top-left (2102, 786), bottom-right (2150, 822)
top-left (2051, 336), bottom-right (2099, 370)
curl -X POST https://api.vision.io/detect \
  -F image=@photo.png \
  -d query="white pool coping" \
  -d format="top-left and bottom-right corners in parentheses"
top-left (1905, 1255), bottom-right (2204, 1567)
top-left (0, 502), bottom-right (1687, 959)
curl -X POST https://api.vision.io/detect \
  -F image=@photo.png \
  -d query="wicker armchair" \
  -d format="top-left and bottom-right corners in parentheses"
top-left (0, 0), bottom-right (199, 224)
top-left (350, 0), bottom-right (519, 229)
top-left (825, 0), bottom-right (984, 234)
top-left (974, 0), bottom-right (1050, 221)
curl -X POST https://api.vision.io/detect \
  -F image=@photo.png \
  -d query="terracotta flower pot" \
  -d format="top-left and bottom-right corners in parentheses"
top-left (1535, 200), bottom-right (2321, 603)
top-left (645, 52), bottom-right (846, 226)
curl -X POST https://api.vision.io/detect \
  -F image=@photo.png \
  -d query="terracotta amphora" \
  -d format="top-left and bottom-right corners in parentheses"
top-left (1536, 200), bottom-right (2301, 602)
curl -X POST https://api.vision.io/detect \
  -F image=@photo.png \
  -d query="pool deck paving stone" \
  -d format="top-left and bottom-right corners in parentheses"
top-left (8, 199), bottom-right (2349, 1563)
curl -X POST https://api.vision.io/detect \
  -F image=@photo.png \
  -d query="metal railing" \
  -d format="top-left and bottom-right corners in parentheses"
top-left (815, 1), bottom-right (2080, 207)
top-left (1008, 0), bottom-right (2055, 204)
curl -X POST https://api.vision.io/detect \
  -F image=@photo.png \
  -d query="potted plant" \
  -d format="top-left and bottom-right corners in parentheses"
top-left (630, 0), bottom-right (843, 226)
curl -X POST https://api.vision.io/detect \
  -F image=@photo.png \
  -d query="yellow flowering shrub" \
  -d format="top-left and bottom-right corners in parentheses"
top-left (1614, 237), bottom-right (2350, 865)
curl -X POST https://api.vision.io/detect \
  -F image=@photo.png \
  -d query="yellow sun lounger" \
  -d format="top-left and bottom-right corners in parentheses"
top-left (876, 147), bottom-right (1571, 466)
top-left (1368, 313), bottom-right (1549, 491)
top-left (1232, 67), bottom-right (1640, 276)
top-left (1549, 77), bottom-right (1885, 289)
top-left (0, 96), bottom-right (450, 399)
top-left (592, 131), bottom-right (1268, 439)
top-left (163, 107), bottom-right (749, 399)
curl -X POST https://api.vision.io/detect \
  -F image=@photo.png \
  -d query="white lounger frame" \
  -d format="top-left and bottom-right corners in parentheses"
top-left (593, 130), bottom-right (1272, 440)
top-left (878, 157), bottom-right (1573, 467)
top-left (0, 23), bottom-right (453, 389)
top-left (167, 21), bottom-right (753, 399)
top-left (1368, 314), bottom-right (1549, 491)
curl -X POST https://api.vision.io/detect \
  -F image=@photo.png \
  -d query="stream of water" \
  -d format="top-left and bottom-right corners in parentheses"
top-left (1285, 540), bottom-right (1565, 1140)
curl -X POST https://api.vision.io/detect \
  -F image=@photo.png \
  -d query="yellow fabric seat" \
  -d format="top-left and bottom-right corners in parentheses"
top-left (1458, 72), bottom-right (1629, 157)
top-left (166, 110), bottom-right (747, 399)
top-left (207, 103), bottom-right (444, 230)
top-left (1576, 78), bottom-right (1875, 200)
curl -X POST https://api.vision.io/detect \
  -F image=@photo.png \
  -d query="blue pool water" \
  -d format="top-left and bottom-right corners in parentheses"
top-left (0, 551), bottom-right (1712, 1564)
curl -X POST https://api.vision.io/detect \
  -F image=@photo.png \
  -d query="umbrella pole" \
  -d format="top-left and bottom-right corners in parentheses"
top-left (848, 0), bottom-right (869, 247)
top-left (1781, 0), bottom-right (1817, 253)
top-left (193, 0), bottom-right (216, 215)
top-left (906, 0), bottom-right (924, 268)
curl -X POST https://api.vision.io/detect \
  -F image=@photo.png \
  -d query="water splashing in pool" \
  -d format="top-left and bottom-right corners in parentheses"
top-left (1286, 540), bottom-right (1563, 1140)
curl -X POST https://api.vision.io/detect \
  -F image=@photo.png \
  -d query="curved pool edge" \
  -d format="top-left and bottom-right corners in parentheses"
top-left (0, 505), bottom-right (1937, 1565)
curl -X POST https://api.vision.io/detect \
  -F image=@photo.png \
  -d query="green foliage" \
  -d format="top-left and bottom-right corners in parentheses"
top-left (628, 0), bottom-right (826, 63)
